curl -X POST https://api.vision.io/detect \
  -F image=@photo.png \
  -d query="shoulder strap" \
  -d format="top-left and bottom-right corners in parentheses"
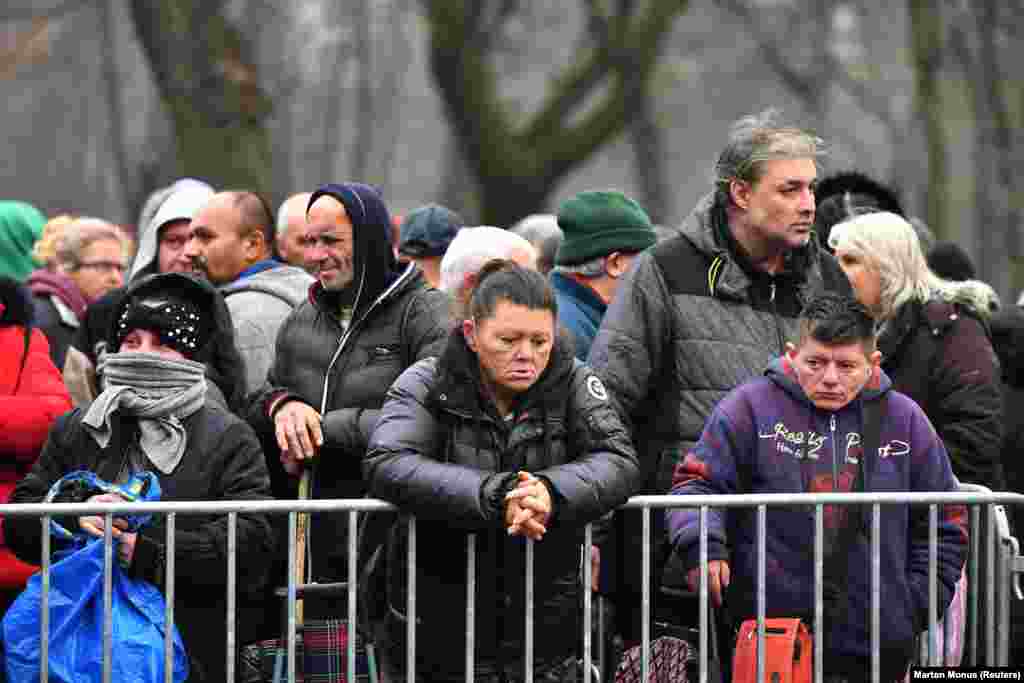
top-left (823, 394), bottom-right (886, 621)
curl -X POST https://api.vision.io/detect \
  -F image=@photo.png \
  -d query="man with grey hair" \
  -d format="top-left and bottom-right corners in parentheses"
top-left (275, 192), bottom-right (314, 272)
top-left (439, 225), bottom-right (537, 318)
top-left (587, 109), bottom-right (850, 646)
top-left (550, 190), bottom-right (657, 360)
top-left (510, 213), bottom-right (562, 275)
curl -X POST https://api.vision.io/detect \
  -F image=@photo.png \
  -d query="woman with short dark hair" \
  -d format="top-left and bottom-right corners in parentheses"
top-left (366, 260), bottom-right (640, 681)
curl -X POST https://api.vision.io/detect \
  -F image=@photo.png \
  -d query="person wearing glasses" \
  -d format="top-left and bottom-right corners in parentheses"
top-left (27, 217), bottom-right (130, 368)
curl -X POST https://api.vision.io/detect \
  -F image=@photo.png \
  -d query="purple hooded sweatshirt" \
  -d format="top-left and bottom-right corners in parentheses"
top-left (666, 355), bottom-right (967, 674)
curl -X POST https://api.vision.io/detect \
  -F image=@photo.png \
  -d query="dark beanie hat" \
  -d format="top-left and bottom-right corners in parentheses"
top-left (555, 191), bottom-right (656, 266)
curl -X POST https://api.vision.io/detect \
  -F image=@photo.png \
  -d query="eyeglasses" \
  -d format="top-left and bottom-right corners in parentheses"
top-left (77, 261), bottom-right (126, 274)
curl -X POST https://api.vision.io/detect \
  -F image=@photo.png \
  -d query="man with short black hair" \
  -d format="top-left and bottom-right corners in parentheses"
top-left (185, 190), bottom-right (314, 395)
top-left (668, 293), bottom-right (967, 682)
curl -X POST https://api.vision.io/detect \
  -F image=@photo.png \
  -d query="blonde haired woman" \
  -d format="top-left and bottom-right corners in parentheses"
top-left (829, 212), bottom-right (1003, 489)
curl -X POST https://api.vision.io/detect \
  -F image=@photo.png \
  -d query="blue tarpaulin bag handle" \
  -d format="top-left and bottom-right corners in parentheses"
top-left (2, 471), bottom-right (190, 682)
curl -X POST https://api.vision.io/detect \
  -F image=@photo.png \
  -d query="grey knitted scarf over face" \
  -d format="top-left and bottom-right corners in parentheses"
top-left (83, 352), bottom-right (207, 474)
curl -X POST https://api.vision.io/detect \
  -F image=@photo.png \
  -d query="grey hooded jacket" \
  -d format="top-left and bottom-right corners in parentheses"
top-left (220, 264), bottom-right (314, 396)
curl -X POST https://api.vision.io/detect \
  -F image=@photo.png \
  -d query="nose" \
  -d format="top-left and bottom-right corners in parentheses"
top-left (306, 240), bottom-right (326, 264)
top-left (822, 362), bottom-right (840, 385)
top-left (800, 188), bottom-right (815, 215)
top-left (182, 236), bottom-right (200, 259)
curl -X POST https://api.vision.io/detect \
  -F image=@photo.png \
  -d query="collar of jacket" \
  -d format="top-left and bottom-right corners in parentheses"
top-left (680, 193), bottom-right (820, 302)
top-left (307, 261), bottom-right (420, 320)
top-left (879, 298), bottom-right (979, 366)
top-left (549, 271), bottom-right (607, 319)
top-left (428, 325), bottom-right (575, 420)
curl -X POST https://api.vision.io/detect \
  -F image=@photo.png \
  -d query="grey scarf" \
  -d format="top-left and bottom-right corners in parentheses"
top-left (83, 352), bottom-right (207, 474)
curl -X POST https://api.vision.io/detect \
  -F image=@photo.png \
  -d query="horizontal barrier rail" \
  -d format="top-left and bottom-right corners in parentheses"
top-left (5, 491), bottom-right (1022, 683)
top-left (2, 490), bottom-right (1023, 517)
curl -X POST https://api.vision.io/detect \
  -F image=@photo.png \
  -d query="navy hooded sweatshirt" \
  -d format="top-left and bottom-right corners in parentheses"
top-left (666, 355), bottom-right (967, 674)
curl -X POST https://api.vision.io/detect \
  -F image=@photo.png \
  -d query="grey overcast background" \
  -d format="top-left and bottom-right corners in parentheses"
top-left (2, 1), bottom-right (1022, 297)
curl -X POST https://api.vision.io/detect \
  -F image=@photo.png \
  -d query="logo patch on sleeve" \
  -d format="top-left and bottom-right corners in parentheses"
top-left (586, 375), bottom-right (608, 401)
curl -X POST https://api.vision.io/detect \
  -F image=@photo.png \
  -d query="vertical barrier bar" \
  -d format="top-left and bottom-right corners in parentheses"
top-left (999, 522), bottom-right (1010, 665)
top-left (756, 505), bottom-right (766, 683)
top-left (583, 524), bottom-right (592, 683)
top-left (928, 504), bottom-right (938, 665)
top-left (699, 506), bottom-right (708, 683)
top-left (814, 505), bottom-right (823, 683)
top-left (40, 516), bottom-right (50, 683)
top-left (986, 506), bottom-right (995, 665)
top-left (348, 511), bottom-right (358, 682)
top-left (943, 585), bottom-right (952, 665)
top-left (525, 537), bottom-right (534, 683)
top-left (165, 514), bottom-right (176, 683)
top-left (287, 511), bottom-right (297, 683)
top-left (969, 505), bottom-right (979, 666)
top-left (103, 513), bottom-right (114, 683)
top-left (407, 515), bottom-right (416, 683)
top-left (466, 534), bottom-right (476, 683)
top-left (641, 506), bottom-right (651, 683)
top-left (227, 512), bottom-right (237, 682)
top-left (871, 504), bottom-right (880, 683)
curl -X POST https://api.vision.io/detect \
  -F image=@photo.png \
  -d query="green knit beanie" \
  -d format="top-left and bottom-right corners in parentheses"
top-left (555, 191), bottom-right (656, 266)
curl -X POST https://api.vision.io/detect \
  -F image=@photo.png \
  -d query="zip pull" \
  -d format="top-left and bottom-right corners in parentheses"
top-left (769, 282), bottom-right (776, 302)
top-left (830, 413), bottom-right (839, 488)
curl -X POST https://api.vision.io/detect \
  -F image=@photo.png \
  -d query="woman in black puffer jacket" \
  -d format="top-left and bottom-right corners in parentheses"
top-left (365, 260), bottom-right (639, 682)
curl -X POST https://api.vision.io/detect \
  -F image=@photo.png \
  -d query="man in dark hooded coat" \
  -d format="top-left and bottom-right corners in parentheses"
top-left (246, 182), bottom-right (451, 597)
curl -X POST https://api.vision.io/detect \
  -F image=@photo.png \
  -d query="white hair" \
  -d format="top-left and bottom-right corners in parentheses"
top-left (276, 192), bottom-right (312, 238)
top-left (440, 226), bottom-right (536, 295)
top-left (829, 212), bottom-right (999, 320)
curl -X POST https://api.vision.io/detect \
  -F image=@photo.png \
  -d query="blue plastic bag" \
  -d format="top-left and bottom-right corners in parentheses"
top-left (2, 471), bottom-right (189, 682)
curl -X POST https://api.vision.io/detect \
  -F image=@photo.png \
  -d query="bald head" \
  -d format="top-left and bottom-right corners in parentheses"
top-left (276, 192), bottom-right (314, 270)
top-left (184, 190), bottom-right (274, 284)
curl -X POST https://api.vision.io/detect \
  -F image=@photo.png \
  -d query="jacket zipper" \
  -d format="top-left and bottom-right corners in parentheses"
top-left (829, 414), bottom-right (838, 490)
top-left (769, 280), bottom-right (785, 353)
top-left (317, 263), bottom-right (415, 413)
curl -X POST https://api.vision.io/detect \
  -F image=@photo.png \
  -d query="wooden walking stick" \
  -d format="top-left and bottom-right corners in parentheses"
top-left (295, 465), bottom-right (313, 625)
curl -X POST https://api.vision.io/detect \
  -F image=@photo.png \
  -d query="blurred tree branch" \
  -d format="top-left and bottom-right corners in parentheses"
top-left (422, 0), bottom-right (688, 226)
top-left (128, 0), bottom-right (273, 192)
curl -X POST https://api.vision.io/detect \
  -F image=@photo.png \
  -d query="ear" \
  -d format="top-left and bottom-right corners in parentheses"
top-left (729, 178), bottom-right (752, 210)
top-left (605, 252), bottom-right (628, 279)
top-left (462, 318), bottom-right (478, 352)
top-left (869, 349), bottom-right (882, 370)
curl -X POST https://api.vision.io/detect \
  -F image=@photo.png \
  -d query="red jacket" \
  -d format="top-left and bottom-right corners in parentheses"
top-left (0, 325), bottom-right (72, 588)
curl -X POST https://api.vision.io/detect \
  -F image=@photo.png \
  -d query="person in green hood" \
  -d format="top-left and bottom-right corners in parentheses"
top-left (0, 201), bottom-right (46, 282)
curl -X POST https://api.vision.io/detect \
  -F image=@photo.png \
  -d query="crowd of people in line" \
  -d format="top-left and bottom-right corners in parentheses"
top-left (0, 108), bottom-right (1021, 682)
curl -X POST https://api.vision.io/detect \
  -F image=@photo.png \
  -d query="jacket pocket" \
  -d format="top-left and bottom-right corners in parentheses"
top-left (365, 343), bottom-right (401, 364)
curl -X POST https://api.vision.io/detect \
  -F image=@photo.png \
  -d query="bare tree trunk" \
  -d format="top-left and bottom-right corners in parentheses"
top-left (350, 0), bottom-right (374, 181)
top-left (908, 0), bottom-right (950, 241)
top-left (100, 0), bottom-right (130, 225)
top-left (951, 1), bottom-right (1016, 299)
top-left (374, 0), bottom-right (415, 192)
top-left (629, 91), bottom-right (671, 226)
top-left (128, 0), bottom-right (273, 193)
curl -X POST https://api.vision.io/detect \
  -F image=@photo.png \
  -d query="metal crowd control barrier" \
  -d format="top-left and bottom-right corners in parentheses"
top-left (1, 490), bottom-right (1021, 683)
